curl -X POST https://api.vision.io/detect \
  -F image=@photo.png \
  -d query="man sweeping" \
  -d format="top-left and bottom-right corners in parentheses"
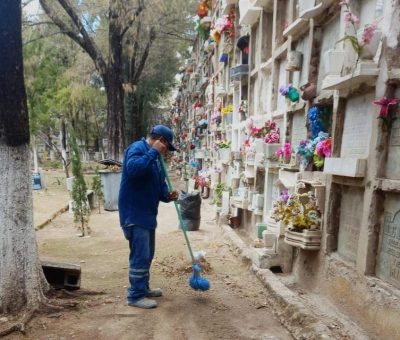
top-left (118, 125), bottom-right (179, 309)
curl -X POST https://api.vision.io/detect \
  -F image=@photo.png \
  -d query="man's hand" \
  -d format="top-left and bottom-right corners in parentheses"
top-left (168, 190), bottom-right (179, 201)
top-left (152, 139), bottom-right (168, 155)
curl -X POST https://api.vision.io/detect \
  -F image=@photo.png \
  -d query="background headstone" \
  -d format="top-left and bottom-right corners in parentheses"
top-left (376, 194), bottom-right (400, 289)
top-left (337, 186), bottom-right (364, 262)
top-left (340, 93), bottom-right (374, 158)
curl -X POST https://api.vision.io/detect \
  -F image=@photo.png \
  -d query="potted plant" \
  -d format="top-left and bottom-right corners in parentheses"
top-left (213, 183), bottom-right (228, 207)
top-left (216, 140), bottom-right (231, 163)
top-left (275, 143), bottom-right (292, 164)
top-left (271, 190), bottom-right (322, 250)
top-left (245, 119), bottom-right (281, 159)
top-left (337, 2), bottom-right (382, 65)
top-left (222, 104), bottom-right (233, 125)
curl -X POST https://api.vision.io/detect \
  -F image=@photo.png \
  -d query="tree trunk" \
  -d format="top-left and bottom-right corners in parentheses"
top-left (125, 92), bottom-right (141, 144)
top-left (105, 2), bottom-right (125, 161)
top-left (105, 76), bottom-right (125, 161)
top-left (60, 118), bottom-right (69, 178)
top-left (0, 0), bottom-right (49, 314)
top-left (32, 136), bottom-right (39, 173)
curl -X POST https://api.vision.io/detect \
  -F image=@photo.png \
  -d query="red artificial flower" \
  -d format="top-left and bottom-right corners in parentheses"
top-left (373, 97), bottom-right (400, 118)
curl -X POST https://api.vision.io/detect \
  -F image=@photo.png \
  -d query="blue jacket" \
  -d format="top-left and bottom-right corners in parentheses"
top-left (118, 138), bottom-right (170, 229)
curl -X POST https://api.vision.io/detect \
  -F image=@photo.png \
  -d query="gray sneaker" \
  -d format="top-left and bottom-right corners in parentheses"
top-left (128, 298), bottom-right (157, 309)
top-left (146, 288), bottom-right (162, 298)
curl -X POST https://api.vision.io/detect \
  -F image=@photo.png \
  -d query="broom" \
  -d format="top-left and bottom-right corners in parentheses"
top-left (160, 156), bottom-right (210, 291)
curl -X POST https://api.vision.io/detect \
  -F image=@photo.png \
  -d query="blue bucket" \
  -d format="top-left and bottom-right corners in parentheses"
top-left (32, 172), bottom-right (42, 190)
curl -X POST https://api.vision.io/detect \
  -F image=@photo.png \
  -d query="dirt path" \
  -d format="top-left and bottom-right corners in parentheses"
top-left (32, 170), bottom-right (71, 228)
top-left (8, 175), bottom-right (292, 340)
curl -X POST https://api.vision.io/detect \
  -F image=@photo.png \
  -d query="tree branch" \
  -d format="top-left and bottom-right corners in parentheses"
top-left (132, 27), bottom-right (156, 84)
top-left (121, 0), bottom-right (144, 37)
top-left (128, 18), bottom-right (142, 84)
top-left (159, 30), bottom-right (194, 42)
top-left (24, 31), bottom-right (66, 45)
top-left (39, 0), bottom-right (107, 76)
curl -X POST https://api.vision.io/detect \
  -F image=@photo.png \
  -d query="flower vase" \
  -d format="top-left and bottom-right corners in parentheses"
top-left (358, 29), bottom-right (382, 60)
top-left (286, 51), bottom-right (303, 72)
top-left (323, 49), bottom-right (345, 76)
top-left (266, 216), bottom-right (287, 236)
top-left (264, 143), bottom-right (280, 159)
top-left (211, 172), bottom-right (221, 184)
top-left (284, 228), bottom-right (321, 250)
top-left (219, 148), bottom-right (231, 163)
top-left (280, 155), bottom-right (291, 165)
top-left (254, 138), bottom-right (264, 154)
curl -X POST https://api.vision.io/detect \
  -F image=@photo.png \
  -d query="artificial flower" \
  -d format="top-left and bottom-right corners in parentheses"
top-left (344, 11), bottom-right (360, 27)
top-left (373, 97), bottom-right (400, 118)
top-left (264, 131), bottom-right (280, 144)
top-left (272, 191), bottom-right (321, 230)
top-left (359, 21), bottom-right (379, 47)
top-left (275, 143), bottom-right (292, 158)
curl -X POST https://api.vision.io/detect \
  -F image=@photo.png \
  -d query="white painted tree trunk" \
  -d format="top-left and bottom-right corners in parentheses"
top-left (32, 136), bottom-right (39, 174)
top-left (0, 143), bottom-right (49, 313)
top-left (60, 120), bottom-right (67, 171)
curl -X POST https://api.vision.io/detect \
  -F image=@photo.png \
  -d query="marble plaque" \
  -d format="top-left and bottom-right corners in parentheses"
top-left (291, 112), bottom-right (307, 148)
top-left (337, 187), bottom-right (364, 262)
top-left (386, 110), bottom-right (400, 180)
top-left (264, 172), bottom-right (279, 215)
top-left (390, 111), bottom-right (400, 146)
top-left (377, 196), bottom-right (400, 288)
top-left (340, 93), bottom-right (374, 158)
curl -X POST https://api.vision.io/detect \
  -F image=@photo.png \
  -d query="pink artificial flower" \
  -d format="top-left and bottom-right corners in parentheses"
top-left (359, 21), bottom-right (378, 47)
top-left (275, 148), bottom-right (283, 157)
top-left (275, 143), bottom-right (292, 157)
top-left (315, 138), bottom-right (332, 157)
top-left (283, 143), bottom-right (292, 157)
top-left (250, 127), bottom-right (263, 138)
top-left (265, 120), bottom-right (277, 131)
top-left (344, 10), bottom-right (360, 27)
top-left (264, 131), bottom-right (280, 144)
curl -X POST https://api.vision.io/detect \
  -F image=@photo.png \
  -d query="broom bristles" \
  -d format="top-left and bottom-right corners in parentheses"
top-left (189, 263), bottom-right (210, 291)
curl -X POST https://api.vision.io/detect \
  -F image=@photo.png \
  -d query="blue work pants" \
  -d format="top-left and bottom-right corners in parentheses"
top-left (122, 225), bottom-right (155, 303)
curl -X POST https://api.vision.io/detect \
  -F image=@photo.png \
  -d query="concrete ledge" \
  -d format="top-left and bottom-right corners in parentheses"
top-left (220, 223), bottom-right (335, 339)
top-left (252, 266), bottom-right (334, 339)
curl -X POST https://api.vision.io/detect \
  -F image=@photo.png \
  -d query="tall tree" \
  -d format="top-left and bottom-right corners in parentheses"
top-left (0, 0), bottom-right (49, 327)
top-left (38, 0), bottom-right (196, 160)
top-left (0, 3), bottom-right (76, 336)
top-left (39, 0), bottom-right (147, 160)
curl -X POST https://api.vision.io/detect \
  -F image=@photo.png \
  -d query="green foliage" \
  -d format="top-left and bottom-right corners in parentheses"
top-left (23, 23), bottom-right (106, 155)
top-left (336, 35), bottom-right (362, 57)
top-left (69, 130), bottom-right (91, 236)
top-left (195, 20), bottom-right (210, 41)
top-left (213, 183), bottom-right (229, 207)
top-left (91, 167), bottom-right (104, 213)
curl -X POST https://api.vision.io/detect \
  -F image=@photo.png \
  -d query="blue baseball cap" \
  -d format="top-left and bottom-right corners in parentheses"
top-left (151, 125), bottom-right (177, 151)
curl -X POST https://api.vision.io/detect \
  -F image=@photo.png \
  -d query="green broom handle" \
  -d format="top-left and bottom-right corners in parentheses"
top-left (160, 156), bottom-right (195, 263)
